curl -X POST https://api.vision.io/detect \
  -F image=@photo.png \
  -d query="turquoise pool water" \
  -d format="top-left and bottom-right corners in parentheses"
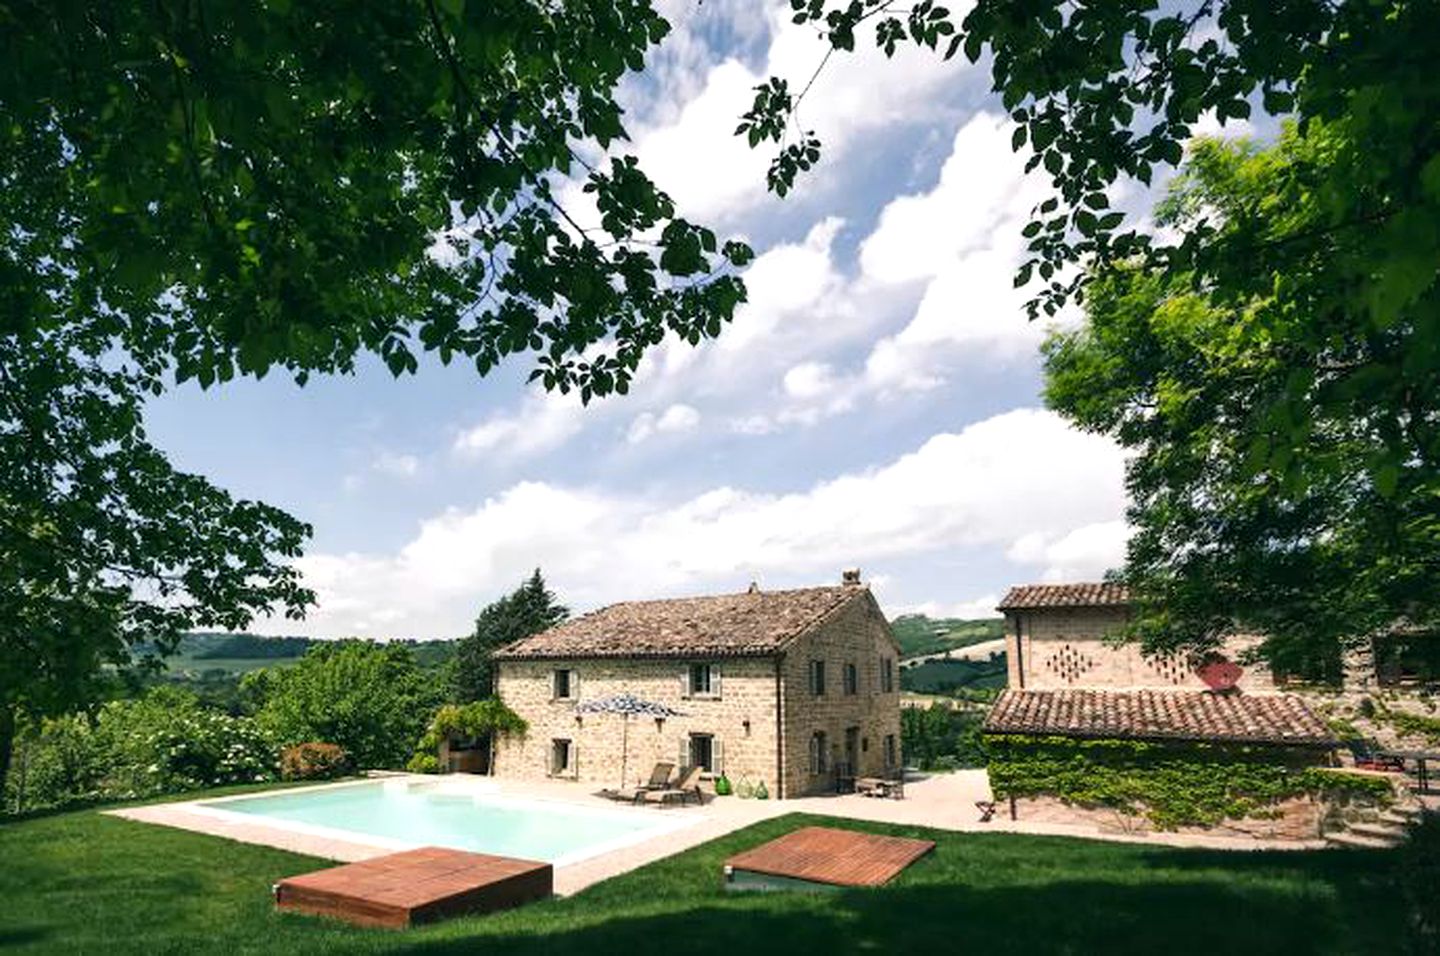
top-left (201, 782), bottom-right (667, 863)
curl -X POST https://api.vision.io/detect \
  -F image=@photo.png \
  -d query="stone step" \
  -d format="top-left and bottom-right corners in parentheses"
top-left (1347, 821), bottom-right (1409, 841)
top-left (1386, 803), bottom-right (1425, 820)
top-left (1379, 809), bottom-right (1421, 826)
top-left (1324, 830), bottom-right (1403, 850)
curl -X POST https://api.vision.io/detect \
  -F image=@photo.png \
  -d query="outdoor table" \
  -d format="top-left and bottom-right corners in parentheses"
top-left (1379, 750), bottom-right (1440, 793)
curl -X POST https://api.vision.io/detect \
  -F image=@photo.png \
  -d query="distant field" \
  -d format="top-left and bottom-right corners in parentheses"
top-left (153, 632), bottom-right (458, 678)
top-left (900, 656), bottom-right (1007, 695)
top-left (161, 655), bottom-right (302, 676)
top-left (889, 615), bottom-right (1004, 660)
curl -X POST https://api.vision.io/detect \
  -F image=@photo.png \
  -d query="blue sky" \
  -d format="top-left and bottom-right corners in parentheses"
top-left (143, 1), bottom-right (1259, 639)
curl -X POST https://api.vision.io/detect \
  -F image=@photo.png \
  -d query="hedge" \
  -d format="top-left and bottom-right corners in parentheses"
top-left (985, 734), bottom-right (1392, 830)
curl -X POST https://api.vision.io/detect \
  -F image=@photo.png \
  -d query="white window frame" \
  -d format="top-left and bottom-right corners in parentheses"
top-left (551, 668), bottom-right (577, 701)
top-left (684, 661), bottom-right (721, 699)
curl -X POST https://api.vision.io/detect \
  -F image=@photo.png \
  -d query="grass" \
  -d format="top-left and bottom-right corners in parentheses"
top-left (0, 794), bottom-right (1413, 956)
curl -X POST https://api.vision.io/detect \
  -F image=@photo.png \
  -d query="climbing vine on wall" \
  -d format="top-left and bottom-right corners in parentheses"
top-left (985, 735), bottom-right (1393, 830)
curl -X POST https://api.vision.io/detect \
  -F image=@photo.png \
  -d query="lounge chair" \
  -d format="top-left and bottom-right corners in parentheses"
top-left (642, 765), bottom-right (704, 806)
top-left (601, 762), bottom-right (675, 803)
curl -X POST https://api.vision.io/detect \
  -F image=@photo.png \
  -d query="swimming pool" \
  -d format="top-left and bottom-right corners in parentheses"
top-left (195, 779), bottom-right (698, 866)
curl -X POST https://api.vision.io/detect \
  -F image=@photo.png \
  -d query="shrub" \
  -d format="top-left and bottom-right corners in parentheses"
top-left (1400, 812), bottom-right (1440, 951)
top-left (406, 753), bottom-right (441, 774)
top-left (4, 714), bottom-right (108, 814)
top-left (279, 742), bottom-right (351, 781)
top-left (96, 688), bottom-right (275, 798)
top-left (252, 640), bottom-right (441, 769)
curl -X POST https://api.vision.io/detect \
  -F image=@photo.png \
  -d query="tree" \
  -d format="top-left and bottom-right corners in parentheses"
top-left (1044, 126), bottom-right (1440, 667)
top-left (742, 0), bottom-right (1439, 655)
top-left (250, 640), bottom-right (440, 769)
top-left (4, 2), bottom-right (751, 398)
top-left (744, 0), bottom-right (1436, 320)
top-left (450, 569), bottom-right (568, 702)
top-left (3, 3), bottom-right (746, 796)
top-left (0, 328), bottom-right (309, 798)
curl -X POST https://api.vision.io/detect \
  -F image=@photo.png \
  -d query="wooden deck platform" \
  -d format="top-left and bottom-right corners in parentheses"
top-left (274, 846), bottom-right (552, 928)
top-left (723, 826), bottom-right (935, 889)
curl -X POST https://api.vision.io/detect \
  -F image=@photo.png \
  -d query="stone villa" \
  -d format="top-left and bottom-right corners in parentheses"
top-left (490, 571), bottom-right (902, 798)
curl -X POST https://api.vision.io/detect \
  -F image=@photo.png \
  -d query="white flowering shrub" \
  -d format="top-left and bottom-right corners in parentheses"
top-left (96, 688), bottom-right (276, 798)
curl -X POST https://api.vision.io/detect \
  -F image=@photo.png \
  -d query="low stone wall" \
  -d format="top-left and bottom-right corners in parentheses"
top-left (1008, 794), bottom-right (1326, 841)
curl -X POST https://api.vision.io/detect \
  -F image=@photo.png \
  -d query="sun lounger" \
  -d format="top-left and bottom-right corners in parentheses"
top-left (600, 762), bottom-right (675, 803)
top-left (642, 765), bottom-right (704, 806)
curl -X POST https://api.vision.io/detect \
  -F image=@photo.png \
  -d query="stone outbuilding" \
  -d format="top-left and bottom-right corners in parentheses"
top-left (490, 572), bottom-right (902, 799)
top-left (998, 582), bottom-right (1277, 692)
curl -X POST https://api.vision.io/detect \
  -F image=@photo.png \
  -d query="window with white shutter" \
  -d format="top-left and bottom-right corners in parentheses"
top-left (552, 669), bottom-right (577, 701)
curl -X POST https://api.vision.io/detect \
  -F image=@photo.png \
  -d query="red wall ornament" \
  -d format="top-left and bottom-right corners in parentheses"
top-left (1197, 656), bottom-right (1244, 691)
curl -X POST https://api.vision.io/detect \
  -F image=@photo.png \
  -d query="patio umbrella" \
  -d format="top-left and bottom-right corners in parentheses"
top-left (574, 693), bottom-right (687, 789)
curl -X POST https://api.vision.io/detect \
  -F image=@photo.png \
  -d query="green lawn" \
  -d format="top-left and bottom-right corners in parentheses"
top-left (0, 801), bottom-right (1410, 955)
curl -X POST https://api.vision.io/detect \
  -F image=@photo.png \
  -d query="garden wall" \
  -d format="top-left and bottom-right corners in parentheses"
top-left (985, 734), bottom-right (1393, 841)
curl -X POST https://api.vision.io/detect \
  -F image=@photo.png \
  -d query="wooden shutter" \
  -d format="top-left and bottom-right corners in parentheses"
top-left (679, 737), bottom-right (690, 771)
top-left (568, 741), bottom-right (579, 778)
top-left (712, 665), bottom-right (722, 699)
top-left (680, 668), bottom-right (691, 699)
top-left (713, 738), bottom-right (724, 776)
top-left (570, 669), bottom-right (580, 701)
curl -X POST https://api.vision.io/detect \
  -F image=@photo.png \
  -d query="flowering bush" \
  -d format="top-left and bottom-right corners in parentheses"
top-left (4, 687), bottom-right (278, 813)
top-left (279, 742), bottom-right (351, 780)
top-left (96, 688), bottom-right (275, 798)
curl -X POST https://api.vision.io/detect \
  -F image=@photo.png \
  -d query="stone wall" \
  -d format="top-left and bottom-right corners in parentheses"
top-left (1007, 794), bottom-right (1325, 841)
top-left (779, 591), bottom-right (903, 798)
top-left (1004, 607), bottom-right (1277, 692)
top-left (492, 656), bottom-right (780, 792)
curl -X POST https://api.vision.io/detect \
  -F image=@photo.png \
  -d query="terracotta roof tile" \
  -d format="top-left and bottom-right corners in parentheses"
top-left (997, 582), bottom-right (1132, 610)
top-left (493, 586), bottom-right (866, 660)
top-left (983, 688), bottom-right (1334, 746)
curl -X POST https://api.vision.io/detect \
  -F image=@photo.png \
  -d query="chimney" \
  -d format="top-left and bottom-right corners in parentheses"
top-left (841, 568), bottom-right (862, 587)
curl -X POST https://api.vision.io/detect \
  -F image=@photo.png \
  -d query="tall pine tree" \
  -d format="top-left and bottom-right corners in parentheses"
top-left (450, 570), bottom-right (569, 703)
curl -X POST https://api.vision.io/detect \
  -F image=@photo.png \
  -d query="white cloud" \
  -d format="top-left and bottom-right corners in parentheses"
top-left (268, 407), bottom-right (1125, 638)
top-left (452, 389), bottom-right (588, 462)
top-left (783, 362), bottom-right (836, 400)
top-left (630, 4), bottom-right (968, 221)
top-left (860, 112), bottom-right (1041, 285)
top-left (1007, 519), bottom-right (1133, 582)
top-left (627, 403), bottom-right (702, 444)
top-left (371, 452), bottom-right (420, 478)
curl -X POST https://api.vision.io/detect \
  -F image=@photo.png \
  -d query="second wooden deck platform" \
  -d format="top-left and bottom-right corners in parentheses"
top-left (723, 825), bottom-right (935, 889)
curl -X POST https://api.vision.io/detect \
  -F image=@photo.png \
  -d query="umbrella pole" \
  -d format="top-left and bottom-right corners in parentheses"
top-left (620, 715), bottom-right (629, 789)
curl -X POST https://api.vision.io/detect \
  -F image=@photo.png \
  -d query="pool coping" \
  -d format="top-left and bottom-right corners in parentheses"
top-left (105, 774), bottom-right (783, 894)
top-left (178, 776), bottom-right (708, 869)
